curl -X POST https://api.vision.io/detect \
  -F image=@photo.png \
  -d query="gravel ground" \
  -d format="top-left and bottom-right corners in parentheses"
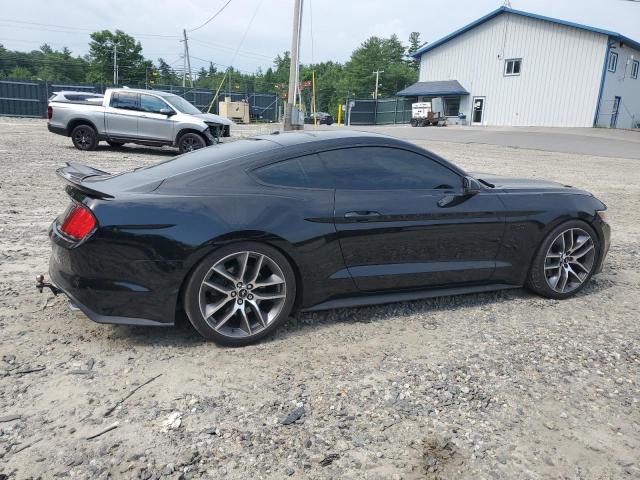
top-left (0, 118), bottom-right (639, 480)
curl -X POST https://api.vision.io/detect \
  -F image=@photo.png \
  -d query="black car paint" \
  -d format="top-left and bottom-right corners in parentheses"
top-left (48, 131), bottom-right (610, 326)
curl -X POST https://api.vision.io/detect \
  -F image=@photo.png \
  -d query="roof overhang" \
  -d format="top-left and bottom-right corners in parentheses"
top-left (396, 80), bottom-right (469, 97)
top-left (411, 6), bottom-right (640, 58)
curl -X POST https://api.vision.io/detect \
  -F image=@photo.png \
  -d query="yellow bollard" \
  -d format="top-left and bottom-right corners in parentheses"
top-left (337, 104), bottom-right (342, 127)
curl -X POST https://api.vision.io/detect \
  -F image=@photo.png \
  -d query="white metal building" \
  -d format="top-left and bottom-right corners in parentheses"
top-left (399, 7), bottom-right (640, 128)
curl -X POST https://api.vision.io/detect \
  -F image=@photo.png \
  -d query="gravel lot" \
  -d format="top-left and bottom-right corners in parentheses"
top-left (0, 118), bottom-right (638, 479)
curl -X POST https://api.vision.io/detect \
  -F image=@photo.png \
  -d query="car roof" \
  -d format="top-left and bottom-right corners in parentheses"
top-left (255, 130), bottom-right (397, 148)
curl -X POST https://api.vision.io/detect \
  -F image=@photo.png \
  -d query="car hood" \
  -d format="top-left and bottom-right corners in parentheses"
top-left (472, 173), bottom-right (591, 195)
top-left (192, 112), bottom-right (234, 126)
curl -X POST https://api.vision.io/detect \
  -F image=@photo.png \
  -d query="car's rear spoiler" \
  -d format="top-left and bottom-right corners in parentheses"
top-left (56, 162), bottom-right (115, 199)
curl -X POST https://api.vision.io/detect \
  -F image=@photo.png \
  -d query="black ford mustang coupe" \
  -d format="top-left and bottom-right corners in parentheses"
top-left (43, 131), bottom-right (610, 346)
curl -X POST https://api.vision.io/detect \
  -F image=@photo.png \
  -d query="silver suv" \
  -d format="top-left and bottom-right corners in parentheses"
top-left (47, 88), bottom-right (233, 153)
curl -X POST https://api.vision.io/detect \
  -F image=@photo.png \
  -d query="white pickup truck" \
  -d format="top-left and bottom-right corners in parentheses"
top-left (47, 88), bottom-right (233, 153)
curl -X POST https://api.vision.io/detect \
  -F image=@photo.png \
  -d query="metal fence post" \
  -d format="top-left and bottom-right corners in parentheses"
top-left (42, 79), bottom-right (48, 118)
top-left (373, 99), bottom-right (378, 125)
top-left (394, 97), bottom-right (398, 124)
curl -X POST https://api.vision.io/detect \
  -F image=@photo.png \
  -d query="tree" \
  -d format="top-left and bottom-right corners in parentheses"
top-left (86, 30), bottom-right (152, 85)
top-left (338, 35), bottom-right (417, 100)
top-left (407, 31), bottom-right (422, 72)
top-left (7, 66), bottom-right (31, 79)
top-left (156, 57), bottom-right (180, 86)
top-left (0, 43), bottom-right (86, 81)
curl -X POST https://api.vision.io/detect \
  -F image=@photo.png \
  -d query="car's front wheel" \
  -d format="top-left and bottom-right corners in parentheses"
top-left (71, 124), bottom-right (98, 151)
top-left (178, 132), bottom-right (206, 153)
top-left (184, 242), bottom-right (296, 346)
top-left (527, 220), bottom-right (600, 299)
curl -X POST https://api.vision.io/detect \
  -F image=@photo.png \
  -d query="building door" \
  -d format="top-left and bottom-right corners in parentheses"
top-left (472, 97), bottom-right (485, 125)
top-left (610, 96), bottom-right (621, 128)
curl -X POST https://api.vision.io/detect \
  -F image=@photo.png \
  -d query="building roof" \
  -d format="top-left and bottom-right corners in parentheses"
top-left (410, 6), bottom-right (640, 58)
top-left (396, 80), bottom-right (469, 97)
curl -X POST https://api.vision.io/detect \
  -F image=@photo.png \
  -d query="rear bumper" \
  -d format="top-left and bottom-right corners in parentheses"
top-left (47, 123), bottom-right (68, 136)
top-left (49, 271), bottom-right (171, 327)
top-left (48, 222), bottom-right (177, 327)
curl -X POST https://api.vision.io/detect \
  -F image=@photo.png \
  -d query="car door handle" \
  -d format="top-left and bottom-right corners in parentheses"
top-left (344, 211), bottom-right (381, 221)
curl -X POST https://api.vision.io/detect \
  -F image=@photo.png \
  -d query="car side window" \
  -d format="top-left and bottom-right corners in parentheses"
top-left (318, 147), bottom-right (461, 190)
top-left (110, 92), bottom-right (139, 110)
top-left (140, 94), bottom-right (169, 114)
top-left (252, 154), bottom-right (332, 188)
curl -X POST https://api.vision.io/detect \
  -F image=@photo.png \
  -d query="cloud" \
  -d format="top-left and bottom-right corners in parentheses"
top-left (1, 0), bottom-right (638, 73)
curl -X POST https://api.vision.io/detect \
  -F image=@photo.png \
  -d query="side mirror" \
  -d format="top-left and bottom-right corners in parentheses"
top-left (463, 176), bottom-right (482, 195)
top-left (159, 108), bottom-right (175, 116)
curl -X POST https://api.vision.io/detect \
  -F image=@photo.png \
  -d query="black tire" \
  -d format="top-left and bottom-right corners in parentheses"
top-left (178, 132), bottom-right (206, 154)
top-left (183, 242), bottom-right (297, 347)
top-left (325, 120), bottom-right (333, 126)
top-left (526, 219), bottom-right (600, 299)
top-left (70, 124), bottom-right (98, 151)
top-left (410, 118), bottom-right (418, 127)
top-left (107, 141), bottom-right (125, 148)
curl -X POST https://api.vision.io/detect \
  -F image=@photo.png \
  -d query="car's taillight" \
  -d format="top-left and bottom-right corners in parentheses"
top-left (47, 106), bottom-right (53, 120)
top-left (59, 204), bottom-right (96, 241)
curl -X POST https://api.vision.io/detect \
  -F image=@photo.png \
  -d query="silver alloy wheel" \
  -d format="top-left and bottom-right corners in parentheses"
top-left (544, 228), bottom-right (596, 293)
top-left (180, 135), bottom-right (204, 152)
top-left (198, 251), bottom-right (287, 338)
top-left (73, 127), bottom-right (93, 148)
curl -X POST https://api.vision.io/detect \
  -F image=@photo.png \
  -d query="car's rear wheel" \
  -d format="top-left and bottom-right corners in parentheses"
top-left (107, 141), bottom-right (125, 148)
top-left (184, 242), bottom-right (296, 346)
top-left (71, 124), bottom-right (98, 151)
top-left (178, 132), bottom-right (206, 153)
top-left (527, 220), bottom-right (600, 299)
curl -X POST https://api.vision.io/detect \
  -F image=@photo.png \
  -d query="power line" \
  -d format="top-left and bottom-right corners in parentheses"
top-left (189, 38), bottom-right (273, 61)
top-left (187, 0), bottom-right (233, 32)
top-left (0, 18), bottom-right (181, 38)
top-left (228, 0), bottom-right (264, 67)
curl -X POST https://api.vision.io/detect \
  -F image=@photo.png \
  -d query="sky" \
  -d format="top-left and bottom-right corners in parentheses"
top-left (1, 0), bottom-right (639, 74)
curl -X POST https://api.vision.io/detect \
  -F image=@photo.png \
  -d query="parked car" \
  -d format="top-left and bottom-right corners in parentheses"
top-left (304, 112), bottom-right (334, 125)
top-left (39, 131), bottom-right (610, 346)
top-left (47, 89), bottom-right (233, 153)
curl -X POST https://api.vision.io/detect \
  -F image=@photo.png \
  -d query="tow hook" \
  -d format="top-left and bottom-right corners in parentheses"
top-left (36, 274), bottom-right (62, 296)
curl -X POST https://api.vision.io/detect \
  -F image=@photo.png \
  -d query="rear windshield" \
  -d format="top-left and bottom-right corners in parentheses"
top-left (132, 138), bottom-right (280, 179)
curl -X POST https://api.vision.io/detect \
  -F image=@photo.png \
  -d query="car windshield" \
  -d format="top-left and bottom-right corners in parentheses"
top-left (162, 94), bottom-right (202, 115)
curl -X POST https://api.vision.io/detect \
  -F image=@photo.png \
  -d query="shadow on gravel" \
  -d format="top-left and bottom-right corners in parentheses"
top-left (275, 279), bottom-right (611, 341)
top-left (64, 145), bottom-right (177, 157)
top-left (97, 279), bottom-right (611, 347)
top-left (110, 313), bottom-right (206, 347)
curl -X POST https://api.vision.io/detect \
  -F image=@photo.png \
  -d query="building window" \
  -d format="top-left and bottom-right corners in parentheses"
top-left (444, 97), bottom-right (460, 116)
top-left (608, 51), bottom-right (618, 72)
top-left (632, 60), bottom-right (639, 79)
top-left (504, 58), bottom-right (522, 76)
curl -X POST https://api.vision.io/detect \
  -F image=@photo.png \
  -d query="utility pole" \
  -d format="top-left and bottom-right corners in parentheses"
top-left (182, 29), bottom-right (194, 88)
top-left (113, 43), bottom-right (118, 85)
top-left (283, 0), bottom-right (303, 131)
top-left (373, 70), bottom-right (384, 100)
